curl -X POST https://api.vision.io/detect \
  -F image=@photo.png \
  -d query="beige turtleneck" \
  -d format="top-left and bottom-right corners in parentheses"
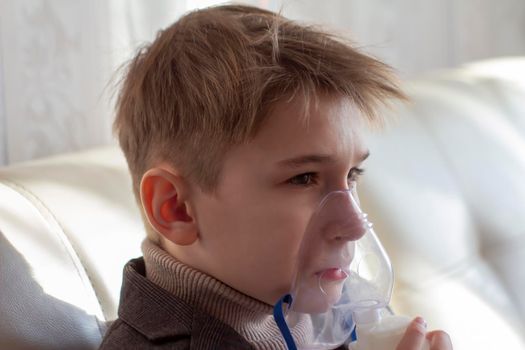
top-left (142, 239), bottom-right (312, 350)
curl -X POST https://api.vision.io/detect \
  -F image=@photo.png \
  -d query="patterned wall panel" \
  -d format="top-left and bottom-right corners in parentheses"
top-left (278, 0), bottom-right (525, 79)
top-left (0, 0), bottom-right (114, 165)
top-left (0, 0), bottom-right (524, 166)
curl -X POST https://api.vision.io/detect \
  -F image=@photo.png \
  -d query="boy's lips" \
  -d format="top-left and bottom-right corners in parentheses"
top-left (316, 268), bottom-right (348, 281)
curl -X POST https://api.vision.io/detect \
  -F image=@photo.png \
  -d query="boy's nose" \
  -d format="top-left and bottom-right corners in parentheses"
top-left (319, 190), bottom-right (368, 243)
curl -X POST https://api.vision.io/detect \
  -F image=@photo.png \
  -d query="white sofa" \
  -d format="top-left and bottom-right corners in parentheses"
top-left (360, 57), bottom-right (525, 349)
top-left (1, 57), bottom-right (524, 349)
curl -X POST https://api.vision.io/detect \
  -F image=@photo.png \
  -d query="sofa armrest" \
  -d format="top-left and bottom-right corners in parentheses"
top-left (0, 146), bottom-right (144, 349)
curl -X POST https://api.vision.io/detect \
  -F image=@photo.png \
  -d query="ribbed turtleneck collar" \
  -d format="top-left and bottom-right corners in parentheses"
top-left (142, 239), bottom-right (312, 350)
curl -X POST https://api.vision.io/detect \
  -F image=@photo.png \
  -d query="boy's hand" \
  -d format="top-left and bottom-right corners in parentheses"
top-left (395, 317), bottom-right (452, 350)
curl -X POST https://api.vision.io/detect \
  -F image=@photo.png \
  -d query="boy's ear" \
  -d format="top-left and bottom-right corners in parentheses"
top-left (140, 167), bottom-right (198, 246)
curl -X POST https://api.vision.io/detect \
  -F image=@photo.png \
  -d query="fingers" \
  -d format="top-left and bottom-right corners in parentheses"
top-left (395, 317), bottom-right (427, 350)
top-left (394, 317), bottom-right (453, 350)
top-left (426, 330), bottom-right (452, 350)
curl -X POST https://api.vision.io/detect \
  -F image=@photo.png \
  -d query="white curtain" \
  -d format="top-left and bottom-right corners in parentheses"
top-left (0, 0), bottom-right (524, 166)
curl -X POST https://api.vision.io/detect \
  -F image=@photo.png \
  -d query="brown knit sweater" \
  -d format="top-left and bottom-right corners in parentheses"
top-left (142, 239), bottom-right (312, 350)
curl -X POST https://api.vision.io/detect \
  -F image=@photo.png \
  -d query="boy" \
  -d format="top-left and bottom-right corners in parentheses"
top-left (100, 4), bottom-right (452, 349)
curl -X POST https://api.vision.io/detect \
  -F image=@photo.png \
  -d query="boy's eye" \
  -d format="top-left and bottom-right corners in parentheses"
top-left (288, 172), bottom-right (318, 186)
top-left (287, 167), bottom-right (365, 187)
top-left (348, 167), bottom-right (365, 183)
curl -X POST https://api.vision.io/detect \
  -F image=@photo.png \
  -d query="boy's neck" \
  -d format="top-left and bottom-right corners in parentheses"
top-left (142, 239), bottom-right (312, 349)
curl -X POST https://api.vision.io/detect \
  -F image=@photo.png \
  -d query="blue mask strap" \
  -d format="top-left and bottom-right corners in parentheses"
top-left (273, 294), bottom-right (297, 350)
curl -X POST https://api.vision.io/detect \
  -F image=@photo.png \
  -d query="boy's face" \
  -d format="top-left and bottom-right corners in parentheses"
top-left (186, 94), bottom-right (369, 306)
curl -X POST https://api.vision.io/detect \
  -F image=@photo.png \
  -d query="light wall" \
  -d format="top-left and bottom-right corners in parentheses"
top-left (0, 0), bottom-right (524, 166)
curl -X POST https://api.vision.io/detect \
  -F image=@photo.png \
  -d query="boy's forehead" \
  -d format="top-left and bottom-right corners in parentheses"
top-left (253, 95), bottom-right (366, 156)
top-left (215, 95), bottom-right (369, 174)
top-left (214, 95), bottom-right (369, 193)
top-left (264, 94), bottom-right (362, 128)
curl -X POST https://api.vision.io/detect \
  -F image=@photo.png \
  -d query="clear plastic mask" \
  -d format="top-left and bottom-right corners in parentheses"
top-left (273, 184), bottom-right (394, 350)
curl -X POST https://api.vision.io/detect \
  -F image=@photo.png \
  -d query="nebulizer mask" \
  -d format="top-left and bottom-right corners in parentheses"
top-left (273, 183), bottom-right (422, 350)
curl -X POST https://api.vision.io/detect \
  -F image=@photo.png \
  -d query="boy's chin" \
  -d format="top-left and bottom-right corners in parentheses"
top-left (288, 282), bottom-right (344, 315)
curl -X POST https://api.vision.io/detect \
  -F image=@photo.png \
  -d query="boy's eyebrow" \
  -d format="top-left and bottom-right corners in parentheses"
top-left (277, 150), bottom-right (370, 168)
top-left (360, 150), bottom-right (371, 162)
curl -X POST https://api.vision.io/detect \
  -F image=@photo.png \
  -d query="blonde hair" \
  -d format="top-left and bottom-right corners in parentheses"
top-left (113, 4), bottom-right (405, 241)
